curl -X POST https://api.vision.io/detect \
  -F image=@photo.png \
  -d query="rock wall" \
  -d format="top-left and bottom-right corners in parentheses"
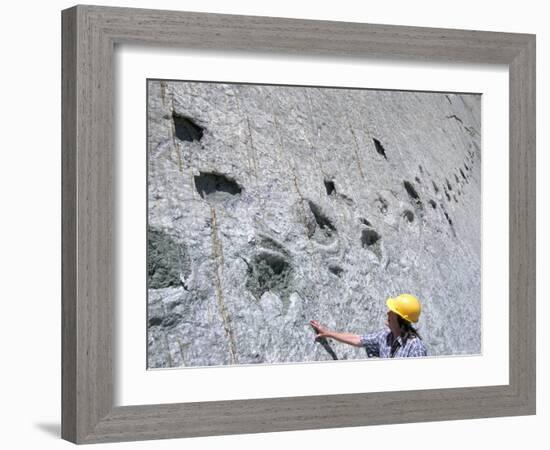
top-left (147, 80), bottom-right (481, 368)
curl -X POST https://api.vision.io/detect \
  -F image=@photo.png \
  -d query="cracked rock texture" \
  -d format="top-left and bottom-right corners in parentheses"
top-left (147, 80), bottom-right (481, 368)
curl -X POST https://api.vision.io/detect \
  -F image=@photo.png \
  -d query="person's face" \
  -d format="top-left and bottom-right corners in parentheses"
top-left (386, 310), bottom-right (399, 329)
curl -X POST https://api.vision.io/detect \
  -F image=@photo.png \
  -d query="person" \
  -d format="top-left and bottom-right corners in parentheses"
top-left (310, 293), bottom-right (427, 358)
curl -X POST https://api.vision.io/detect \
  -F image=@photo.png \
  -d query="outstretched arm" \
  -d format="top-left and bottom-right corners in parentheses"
top-left (310, 320), bottom-right (363, 347)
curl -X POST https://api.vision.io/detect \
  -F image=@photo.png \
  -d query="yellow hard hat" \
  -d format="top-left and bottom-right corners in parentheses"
top-left (386, 294), bottom-right (421, 323)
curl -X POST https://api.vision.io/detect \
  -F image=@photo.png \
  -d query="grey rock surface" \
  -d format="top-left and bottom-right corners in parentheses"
top-left (147, 80), bottom-right (481, 368)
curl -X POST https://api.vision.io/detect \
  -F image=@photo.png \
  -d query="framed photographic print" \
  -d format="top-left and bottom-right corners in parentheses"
top-left (62, 4), bottom-right (536, 444)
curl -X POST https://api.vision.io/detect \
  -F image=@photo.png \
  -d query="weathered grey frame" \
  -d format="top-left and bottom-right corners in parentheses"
top-left (61, 4), bottom-right (536, 444)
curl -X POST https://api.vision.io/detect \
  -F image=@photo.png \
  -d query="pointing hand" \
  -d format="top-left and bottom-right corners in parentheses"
top-left (310, 320), bottom-right (330, 340)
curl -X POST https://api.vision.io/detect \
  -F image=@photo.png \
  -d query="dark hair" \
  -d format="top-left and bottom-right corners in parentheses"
top-left (397, 316), bottom-right (422, 341)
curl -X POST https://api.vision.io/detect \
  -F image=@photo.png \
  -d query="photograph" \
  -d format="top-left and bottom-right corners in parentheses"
top-left (146, 79), bottom-right (482, 369)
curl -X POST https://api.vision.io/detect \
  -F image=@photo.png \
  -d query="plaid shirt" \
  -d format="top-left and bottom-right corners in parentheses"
top-left (359, 328), bottom-right (427, 358)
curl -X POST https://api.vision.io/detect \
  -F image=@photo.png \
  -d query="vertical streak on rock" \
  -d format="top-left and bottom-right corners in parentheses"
top-left (341, 104), bottom-right (366, 181)
top-left (169, 93), bottom-right (195, 196)
top-left (272, 111), bottom-right (284, 162)
top-left (159, 300), bottom-right (174, 367)
top-left (209, 205), bottom-right (237, 364)
top-left (272, 104), bottom-right (309, 216)
top-left (176, 337), bottom-right (186, 367)
top-left (169, 96), bottom-right (184, 173)
top-left (271, 110), bottom-right (297, 197)
top-left (331, 91), bottom-right (367, 179)
top-left (292, 171), bottom-right (309, 212)
top-left (160, 80), bottom-right (167, 105)
top-left (164, 333), bottom-right (173, 367)
top-left (305, 90), bottom-right (328, 179)
top-left (245, 116), bottom-right (259, 178)
top-left (269, 92), bottom-right (301, 193)
top-left (348, 124), bottom-right (366, 180)
top-left (358, 111), bottom-right (374, 157)
top-left (291, 171), bottom-right (316, 258)
top-left (270, 93), bottom-right (314, 255)
top-left (231, 87), bottom-right (257, 180)
top-left (273, 98), bottom-right (304, 217)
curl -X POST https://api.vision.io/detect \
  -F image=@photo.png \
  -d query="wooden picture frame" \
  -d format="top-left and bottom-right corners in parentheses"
top-left (61, 4), bottom-right (536, 444)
